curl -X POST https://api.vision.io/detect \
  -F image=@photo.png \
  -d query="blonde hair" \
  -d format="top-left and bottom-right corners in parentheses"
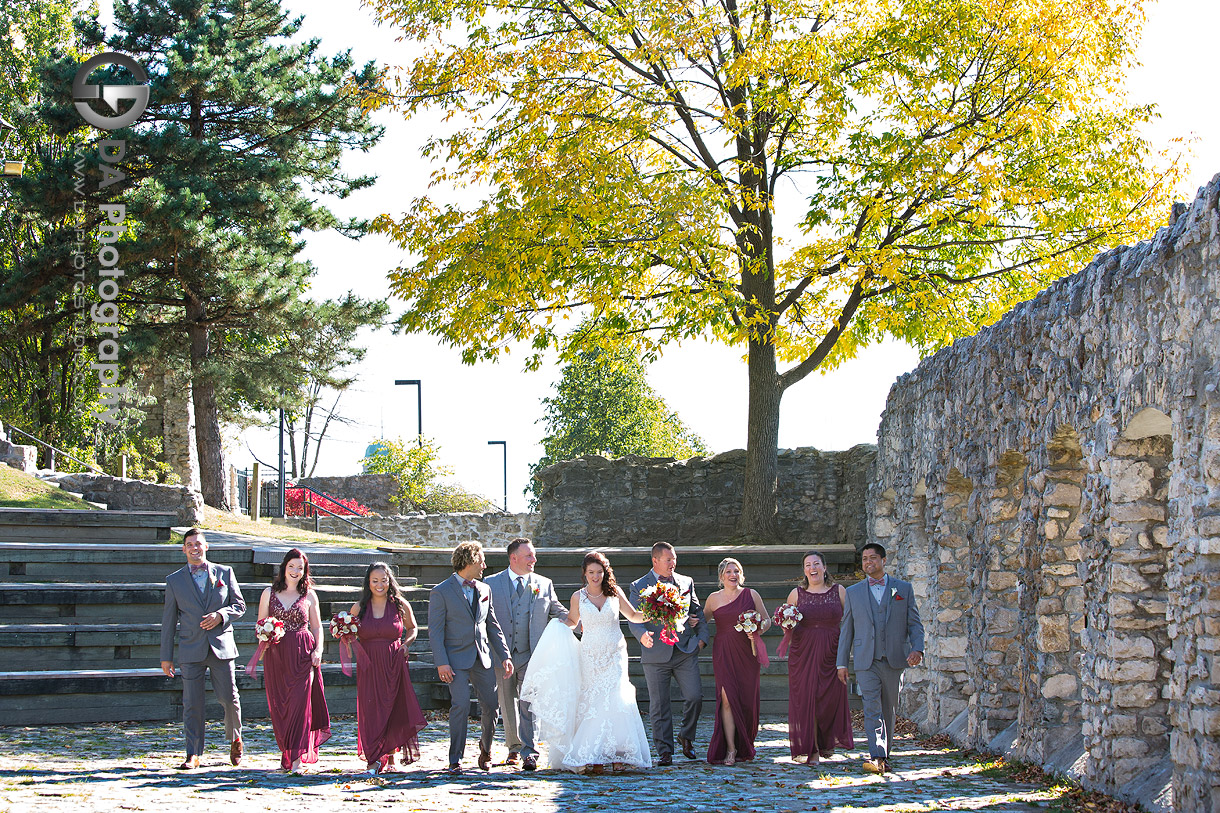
top-left (452, 541), bottom-right (483, 573)
top-left (717, 557), bottom-right (745, 587)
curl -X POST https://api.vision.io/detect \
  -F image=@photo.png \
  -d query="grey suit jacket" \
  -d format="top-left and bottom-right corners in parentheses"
top-left (628, 570), bottom-right (709, 664)
top-left (485, 569), bottom-right (568, 657)
top-left (159, 563), bottom-right (246, 663)
top-left (428, 573), bottom-right (510, 671)
top-left (836, 575), bottom-right (925, 672)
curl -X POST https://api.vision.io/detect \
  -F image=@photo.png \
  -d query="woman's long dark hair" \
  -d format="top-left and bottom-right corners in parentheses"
top-left (581, 551), bottom-right (618, 597)
top-left (356, 562), bottom-right (410, 620)
top-left (272, 548), bottom-right (312, 596)
top-left (798, 551), bottom-right (833, 589)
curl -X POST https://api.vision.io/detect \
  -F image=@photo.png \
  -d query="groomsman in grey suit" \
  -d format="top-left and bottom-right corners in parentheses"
top-left (837, 542), bottom-right (925, 774)
top-left (486, 538), bottom-right (568, 771)
top-left (629, 541), bottom-right (709, 765)
top-left (159, 528), bottom-right (246, 770)
top-left (429, 540), bottom-right (513, 773)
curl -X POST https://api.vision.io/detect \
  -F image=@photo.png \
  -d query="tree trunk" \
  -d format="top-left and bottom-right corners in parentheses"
top-left (737, 333), bottom-right (783, 543)
top-left (186, 297), bottom-right (227, 509)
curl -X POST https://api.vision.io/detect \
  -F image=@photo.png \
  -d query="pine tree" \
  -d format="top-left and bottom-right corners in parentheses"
top-left (64, 0), bottom-right (383, 505)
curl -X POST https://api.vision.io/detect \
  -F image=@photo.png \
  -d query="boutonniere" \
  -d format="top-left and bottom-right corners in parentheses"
top-left (531, 584), bottom-right (540, 599)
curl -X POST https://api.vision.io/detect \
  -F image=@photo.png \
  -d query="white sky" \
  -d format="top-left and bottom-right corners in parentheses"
top-left (101, 0), bottom-right (1220, 512)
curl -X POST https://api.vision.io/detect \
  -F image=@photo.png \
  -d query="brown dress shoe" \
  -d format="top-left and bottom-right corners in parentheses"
top-left (657, 754), bottom-right (673, 766)
top-left (678, 736), bottom-right (696, 760)
top-left (505, 751), bottom-right (520, 765)
top-left (478, 749), bottom-right (492, 770)
top-left (177, 755), bottom-right (200, 770)
top-left (230, 737), bottom-right (244, 766)
top-left (447, 762), bottom-right (462, 774)
top-left (522, 755), bottom-right (538, 771)
top-left (862, 758), bottom-right (888, 774)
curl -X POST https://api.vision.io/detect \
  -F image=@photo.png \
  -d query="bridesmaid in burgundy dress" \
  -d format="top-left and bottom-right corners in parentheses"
top-left (256, 548), bottom-right (331, 773)
top-left (704, 557), bottom-right (770, 765)
top-left (781, 551), bottom-right (853, 765)
top-left (347, 562), bottom-right (426, 775)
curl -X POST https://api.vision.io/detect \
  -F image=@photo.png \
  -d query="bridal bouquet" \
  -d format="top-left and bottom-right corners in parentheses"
top-left (772, 603), bottom-right (803, 631)
top-left (254, 616), bottom-right (285, 643)
top-left (734, 610), bottom-right (763, 656)
top-left (639, 582), bottom-right (690, 645)
top-left (329, 611), bottom-right (360, 640)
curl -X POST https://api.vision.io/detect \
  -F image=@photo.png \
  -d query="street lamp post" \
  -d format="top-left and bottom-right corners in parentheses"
top-left (394, 379), bottom-right (422, 446)
top-left (488, 440), bottom-right (507, 512)
top-left (1, 117), bottom-right (23, 178)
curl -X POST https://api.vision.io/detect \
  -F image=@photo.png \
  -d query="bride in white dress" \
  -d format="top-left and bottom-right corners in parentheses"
top-left (520, 551), bottom-right (655, 773)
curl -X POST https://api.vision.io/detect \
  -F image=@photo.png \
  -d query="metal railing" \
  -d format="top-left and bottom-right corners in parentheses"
top-left (4, 424), bottom-right (113, 475)
top-left (289, 483), bottom-right (364, 518)
top-left (305, 498), bottom-right (392, 543)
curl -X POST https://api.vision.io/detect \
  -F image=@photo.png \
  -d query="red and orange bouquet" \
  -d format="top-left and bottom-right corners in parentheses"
top-left (638, 582), bottom-right (690, 645)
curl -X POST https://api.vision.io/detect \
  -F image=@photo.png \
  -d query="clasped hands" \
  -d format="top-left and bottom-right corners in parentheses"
top-left (437, 659), bottom-right (514, 684)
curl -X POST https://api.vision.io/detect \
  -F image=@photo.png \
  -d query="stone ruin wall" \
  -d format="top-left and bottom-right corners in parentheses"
top-left (534, 445), bottom-right (875, 548)
top-left (869, 176), bottom-right (1220, 812)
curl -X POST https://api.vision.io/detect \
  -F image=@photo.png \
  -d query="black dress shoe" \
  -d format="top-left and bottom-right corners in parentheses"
top-left (522, 755), bottom-right (537, 771)
top-left (658, 754), bottom-right (673, 766)
top-left (678, 736), bottom-right (696, 760)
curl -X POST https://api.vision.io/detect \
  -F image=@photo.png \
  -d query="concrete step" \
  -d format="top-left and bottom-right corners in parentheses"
top-left (0, 543), bottom-right (258, 582)
top-left (0, 508), bottom-right (175, 544)
top-left (0, 582), bottom-right (363, 622)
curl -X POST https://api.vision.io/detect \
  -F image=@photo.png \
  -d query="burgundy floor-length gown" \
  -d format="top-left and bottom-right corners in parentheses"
top-left (788, 587), bottom-right (854, 760)
top-left (264, 592), bottom-right (331, 769)
top-left (707, 590), bottom-right (762, 764)
top-left (355, 606), bottom-right (427, 768)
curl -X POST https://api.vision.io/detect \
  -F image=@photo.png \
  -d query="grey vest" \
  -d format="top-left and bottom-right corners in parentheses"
top-left (510, 576), bottom-right (532, 654)
top-left (869, 583), bottom-right (886, 664)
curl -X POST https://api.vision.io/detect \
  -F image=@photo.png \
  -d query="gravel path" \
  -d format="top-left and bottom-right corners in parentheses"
top-left (0, 715), bottom-right (1055, 812)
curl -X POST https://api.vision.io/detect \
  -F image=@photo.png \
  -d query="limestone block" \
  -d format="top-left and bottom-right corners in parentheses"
top-left (1113, 684), bottom-right (1158, 708)
top-left (1046, 482), bottom-right (1083, 506)
top-left (1046, 507), bottom-right (1072, 519)
top-left (1112, 660), bottom-right (1158, 682)
top-left (1111, 737), bottom-right (1150, 759)
top-left (1110, 636), bottom-right (1156, 659)
top-left (1109, 503), bottom-right (1167, 523)
top-left (938, 637), bottom-right (968, 657)
top-left (1198, 514), bottom-right (1220, 537)
top-left (1110, 564), bottom-right (1150, 592)
top-left (1109, 460), bottom-right (1154, 503)
top-left (937, 609), bottom-right (963, 624)
top-left (1105, 714), bottom-right (1138, 735)
top-left (1037, 616), bottom-right (1071, 653)
top-left (1041, 674), bottom-right (1077, 699)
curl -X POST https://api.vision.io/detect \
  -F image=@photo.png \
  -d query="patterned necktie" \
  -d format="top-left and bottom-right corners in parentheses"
top-left (515, 577), bottom-right (525, 597)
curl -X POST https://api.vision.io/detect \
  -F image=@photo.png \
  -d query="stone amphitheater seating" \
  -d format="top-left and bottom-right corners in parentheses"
top-left (0, 508), bottom-right (861, 725)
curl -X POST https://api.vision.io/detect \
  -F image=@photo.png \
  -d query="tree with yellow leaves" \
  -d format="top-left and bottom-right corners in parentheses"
top-left (367, 0), bottom-right (1180, 541)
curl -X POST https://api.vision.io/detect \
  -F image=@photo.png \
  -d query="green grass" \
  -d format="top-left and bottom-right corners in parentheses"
top-left (0, 464), bottom-right (99, 510)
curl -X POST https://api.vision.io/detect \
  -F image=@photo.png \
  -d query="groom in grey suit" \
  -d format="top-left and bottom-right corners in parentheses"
top-left (837, 542), bottom-right (924, 774)
top-left (429, 540), bottom-right (513, 773)
top-left (629, 541), bottom-right (709, 765)
top-left (159, 528), bottom-right (246, 770)
top-left (486, 538), bottom-right (568, 771)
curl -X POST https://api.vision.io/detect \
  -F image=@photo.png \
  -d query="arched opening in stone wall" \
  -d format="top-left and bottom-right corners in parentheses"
top-left (1020, 426), bottom-right (1087, 764)
top-left (927, 468), bottom-right (975, 734)
top-left (969, 450), bottom-right (1029, 746)
top-left (1086, 408), bottom-right (1174, 786)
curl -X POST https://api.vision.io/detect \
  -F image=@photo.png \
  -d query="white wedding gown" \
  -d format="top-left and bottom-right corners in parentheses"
top-left (520, 590), bottom-right (653, 771)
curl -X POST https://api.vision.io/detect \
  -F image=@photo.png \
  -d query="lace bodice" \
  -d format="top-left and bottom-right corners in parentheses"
top-left (271, 591), bottom-right (307, 633)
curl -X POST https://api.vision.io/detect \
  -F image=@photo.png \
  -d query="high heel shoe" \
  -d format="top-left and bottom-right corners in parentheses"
top-left (724, 749), bottom-right (737, 766)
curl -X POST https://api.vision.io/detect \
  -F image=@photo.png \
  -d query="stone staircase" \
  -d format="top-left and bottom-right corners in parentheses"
top-left (0, 510), bottom-right (863, 725)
